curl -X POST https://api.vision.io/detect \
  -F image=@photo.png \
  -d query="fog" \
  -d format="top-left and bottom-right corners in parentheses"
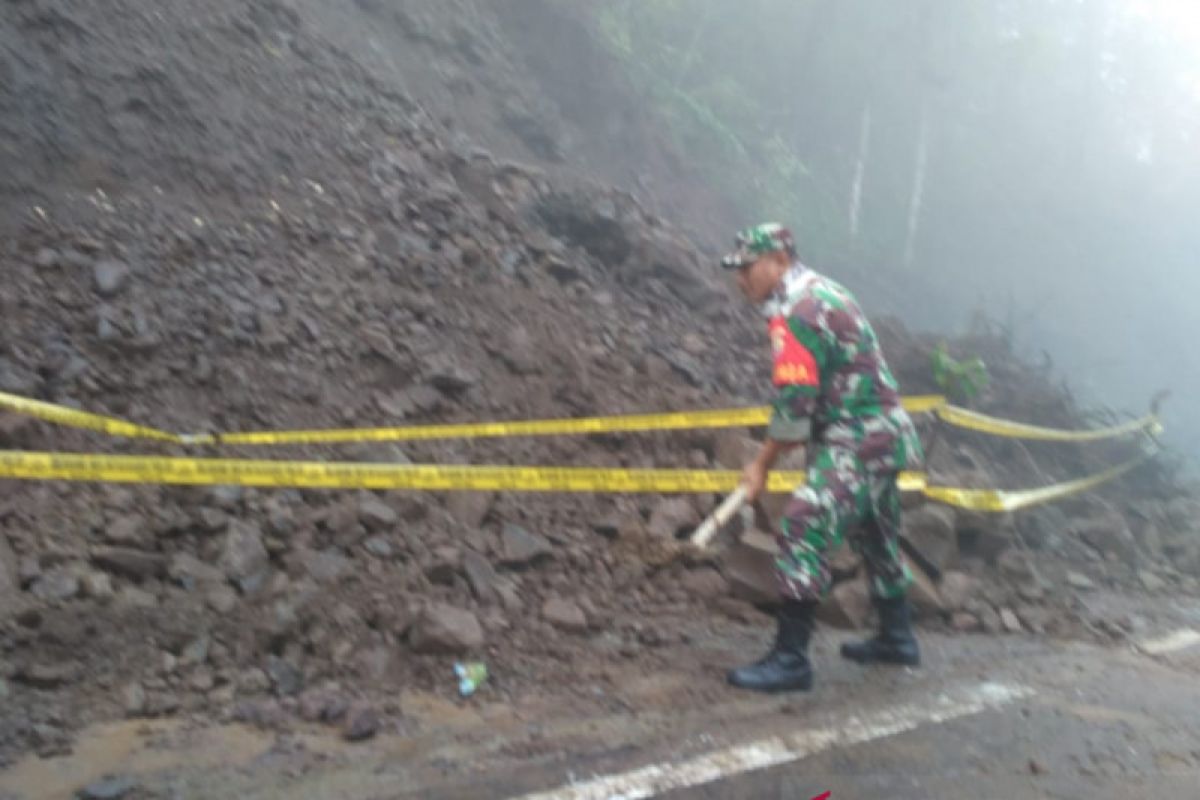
top-left (592, 0), bottom-right (1199, 463)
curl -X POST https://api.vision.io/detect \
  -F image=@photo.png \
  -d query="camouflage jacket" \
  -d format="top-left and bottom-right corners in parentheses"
top-left (760, 263), bottom-right (923, 473)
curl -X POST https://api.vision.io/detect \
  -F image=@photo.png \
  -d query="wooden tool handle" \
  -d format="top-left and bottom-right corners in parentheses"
top-left (690, 485), bottom-right (749, 549)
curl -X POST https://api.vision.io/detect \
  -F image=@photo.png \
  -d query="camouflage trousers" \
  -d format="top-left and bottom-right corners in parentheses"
top-left (775, 445), bottom-right (913, 602)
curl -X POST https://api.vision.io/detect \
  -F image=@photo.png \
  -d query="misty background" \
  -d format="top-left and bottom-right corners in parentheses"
top-left (582, 0), bottom-right (1198, 463)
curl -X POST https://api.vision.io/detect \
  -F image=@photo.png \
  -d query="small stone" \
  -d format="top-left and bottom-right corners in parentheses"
top-left (31, 568), bottom-right (81, 602)
top-left (446, 492), bottom-right (493, 529)
top-left (206, 585), bottom-right (238, 614)
top-left (979, 604), bottom-right (1003, 634)
top-left (93, 259), bottom-right (131, 297)
top-left (105, 514), bottom-right (147, 545)
top-left (499, 524), bottom-right (552, 567)
top-left (647, 498), bottom-right (700, 539)
top-left (92, 547), bottom-right (167, 580)
top-left (358, 495), bottom-right (398, 531)
top-left (429, 364), bottom-right (479, 394)
top-left (681, 567), bottom-right (729, 598)
top-left (999, 608), bottom-right (1023, 633)
top-left (299, 548), bottom-right (352, 583)
top-left (115, 585), bottom-right (157, 609)
top-left (938, 571), bottom-right (979, 612)
top-left (78, 774), bottom-right (137, 800)
top-left (343, 706), bottom-right (380, 742)
top-left (542, 597), bottom-right (588, 632)
top-left (363, 535), bottom-right (394, 558)
top-left (266, 656), bottom-right (303, 697)
top-left (424, 546), bottom-right (462, 585)
top-left (168, 552), bottom-right (225, 588)
top-left (18, 556), bottom-right (42, 588)
top-left (18, 661), bottom-right (79, 688)
top-left (220, 521), bottom-right (270, 593)
top-left (1139, 569), bottom-right (1167, 592)
top-left (81, 570), bottom-right (115, 601)
top-left (462, 550), bottom-right (499, 603)
top-left (410, 602), bottom-right (484, 654)
top-left (1066, 571), bottom-right (1096, 591)
top-left (190, 668), bottom-right (216, 692)
top-left (951, 612), bottom-right (982, 632)
top-left (122, 682), bottom-right (147, 716)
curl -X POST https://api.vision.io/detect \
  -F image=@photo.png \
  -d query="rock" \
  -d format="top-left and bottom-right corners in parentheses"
top-left (648, 498), bottom-right (700, 539)
top-left (220, 521), bottom-right (270, 592)
top-left (358, 495), bottom-right (398, 531)
top-left (681, 567), bottom-right (729, 598)
top-left (18, 555), bottom-right (42, 588)
top-left (190, 668), bottom-right (216, 692)
top-left (206, 585), bottom-right (239, 614)
top-left (977, 604), bottom-right (1003, 634)
top-left (17, 661), bottom-right (80, 688)
top-left (81, 570), bottom-right (115, 601)
top-left (902, 505), bottom-right (958, 570)
top-left (78, 775), bottom-right (137, 800)
top-left (363, 535), bottom-right (394, 558)
top-left (1066, 571), bottom-right (1096, 591)
top-left (462, 550), bottom-right (500, 603)
top-left (997, 549), bottom-right (1037, 582)
top-left (1029, 758), bottom-right (1047, 776)
top-left (720, 530), bottom-right (780, 605)
top-left (410, 603), bottom-right (484, 654)
top-left (1017, 505), bottom-right (1069, 551)
top-left (816, 577), bottom-right (871, 629)
top-left (999, 608), bottom-right (1023, 633)
top-left (956, 513), bottom-right (1014, 563)
top-left (425, 546), bottom-right (462, 585)
top-left (0, 533), bottom-right (19, 601)
top-left (115, 585), bottom-right (157, 609)
top-left (499, 524), bottom-right (552, 566)
top-left (1016, 605), bottom-right (1051, 634)
top-left (93, 547), bottom-right (167, 581)
top-left (429, 364), bottom-right (479, 394)
top-left (105, 514), bottom-right (147, 545)
top-left (168, 553), bottom-right (225, 588)
top-left (713, 432), bottom-right (759, 470)
top-left (122, 682), bottom-right (147, 716)
top-left (1139, 569), bottom-right (1167, 592)
top-left (299, 548), bottom-right (352, 583)
top-left (938, 571), bottom-right (979, 612)
top-left (343, 706), bottom-right (380, 742)
top-left (93, 259), bottom-right (131, 297)
top-left (1074, 516), bottom-right (1139, 563)
top-left (31, 568), bottom-right (81, 602)
top-left (446, 492), bottom-right (493, 528)
top-left (950, 612), bottom-right (982, 632)
top-left (543, 597), bottom-right (589, 632)
top-left (266, 656), bottom-right (303, 697)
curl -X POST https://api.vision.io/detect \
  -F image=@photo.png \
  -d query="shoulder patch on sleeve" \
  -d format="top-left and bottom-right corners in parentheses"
top-left (768, 316), bottom-right (819, 387)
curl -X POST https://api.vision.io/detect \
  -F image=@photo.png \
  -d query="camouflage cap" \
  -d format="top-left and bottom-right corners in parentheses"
top-left (720, 222), bottom-right (796, 269)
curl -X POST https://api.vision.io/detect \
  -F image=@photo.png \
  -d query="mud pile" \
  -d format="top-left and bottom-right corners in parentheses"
top-left (0, 0), bottom-right (1196, 764)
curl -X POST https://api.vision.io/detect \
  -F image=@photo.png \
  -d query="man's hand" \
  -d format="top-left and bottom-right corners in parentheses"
top-left (741, 459), bottom-right (768, 502)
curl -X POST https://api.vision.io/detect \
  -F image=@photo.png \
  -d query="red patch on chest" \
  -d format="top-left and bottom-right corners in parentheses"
top-left (768, 316), bottom-right (819, 387)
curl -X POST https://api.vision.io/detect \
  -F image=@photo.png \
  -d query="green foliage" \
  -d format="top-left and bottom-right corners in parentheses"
top-left (931, 342), bottom-right (989, 403)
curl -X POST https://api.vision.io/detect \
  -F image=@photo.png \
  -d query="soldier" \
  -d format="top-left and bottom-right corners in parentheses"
top-left (720, 222), bottom-right (924, 693)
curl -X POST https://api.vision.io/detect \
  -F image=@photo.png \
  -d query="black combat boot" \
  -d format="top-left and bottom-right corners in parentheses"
top-left (840, 595), bottom-right (920, 666)
top-left (727, 599), bottom-right (816, 693)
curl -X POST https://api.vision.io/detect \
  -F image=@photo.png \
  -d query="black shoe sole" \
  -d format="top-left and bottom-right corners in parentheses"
top-left (726, 672), bottom-right (814, 693)
top-left (839, 644), bottom-right (920, 667)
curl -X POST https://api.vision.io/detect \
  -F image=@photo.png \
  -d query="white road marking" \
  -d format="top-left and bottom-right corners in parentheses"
top-left (517, 681), bottom-right (1033, 800)
top-left (1138, 628), bottom-right (1200, 655)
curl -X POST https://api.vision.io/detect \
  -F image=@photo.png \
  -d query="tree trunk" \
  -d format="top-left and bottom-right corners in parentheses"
top-left (903, 100), bottom-right (930, 271)
top-left (848, 104), bottom-right (872, 240)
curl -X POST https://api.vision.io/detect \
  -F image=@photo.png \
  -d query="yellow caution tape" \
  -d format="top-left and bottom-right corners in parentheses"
top-left (0, 449), bottom-right (1152, 511)
top-left (934, 405), bottom-right (1160, 443)
top-left (0, 390), bottom-right (1159, 446)
top-left (0, 392), bottom-right (180, 443)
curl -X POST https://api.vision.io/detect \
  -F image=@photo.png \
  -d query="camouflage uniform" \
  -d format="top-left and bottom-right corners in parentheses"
top-left (727, 225), bottom-right (924, 603)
